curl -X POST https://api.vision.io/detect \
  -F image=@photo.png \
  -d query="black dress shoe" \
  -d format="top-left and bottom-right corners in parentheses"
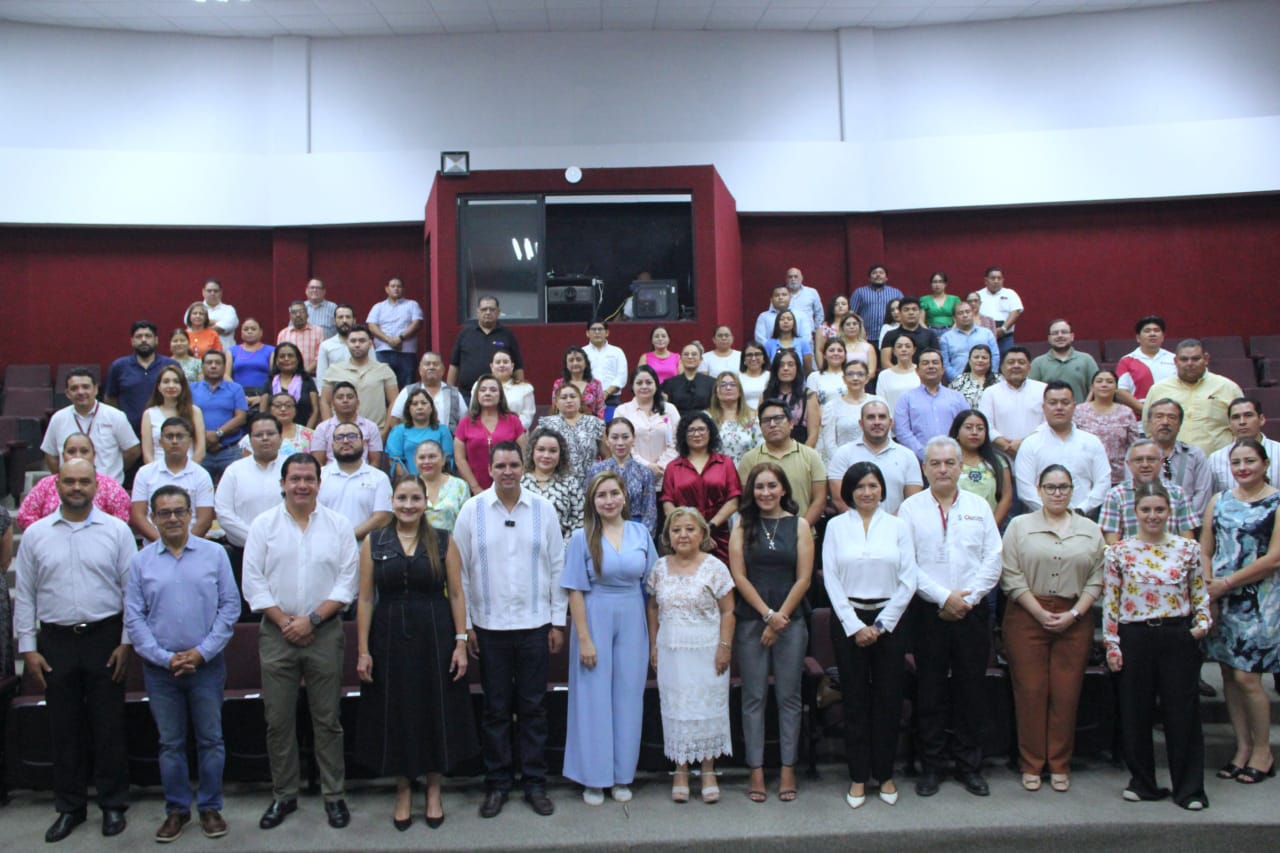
top-left (324, 799), bottom-right (350, 829)
top-left (915, 773), bottom-right (941, 797)
top-left (392, 815), bottom-right (412, 832)
top-left (101, 808), bottom-right (127, 837)
top-left (258, 799), bottom-right (297, 830)
top-left (45, 810), bottom-right (86, 843)
top-left (479, 789), bottom-right (508, 819)
top-left (425, 812), bottom-right (445, 829)
top-left (524, 788), bottom-right (554, 816)
top-left (954, 770), bottom-right (990, 797)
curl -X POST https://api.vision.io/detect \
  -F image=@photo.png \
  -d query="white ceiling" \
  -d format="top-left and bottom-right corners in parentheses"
top-left (0, 0), bottom-right (1211, 38)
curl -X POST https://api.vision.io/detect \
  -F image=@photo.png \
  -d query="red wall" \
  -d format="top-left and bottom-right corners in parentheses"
top-left (3, 192), bottom-right (1277, 388)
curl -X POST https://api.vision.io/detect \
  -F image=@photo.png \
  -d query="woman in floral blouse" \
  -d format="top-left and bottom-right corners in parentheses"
top-left (521, 426), bottom-right (584, 543)
top-left (1103, 480), bottom-right (1211, 811)
top-left (550, 345), bottom-right (605, 418)
top-left (588, 417), bottom-right (658, 536)
top-left (705, 371), bottom-right (762, 466)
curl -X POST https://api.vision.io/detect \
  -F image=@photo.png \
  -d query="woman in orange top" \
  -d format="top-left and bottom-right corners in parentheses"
top-left (185, 301), bottom-right (222, 360)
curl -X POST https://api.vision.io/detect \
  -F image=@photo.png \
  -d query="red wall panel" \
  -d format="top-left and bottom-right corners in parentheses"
top-left (739, 215), bottom-right (847, 334)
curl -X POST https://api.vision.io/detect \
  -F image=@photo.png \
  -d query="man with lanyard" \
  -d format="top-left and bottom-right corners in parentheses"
top-left (42, 367), bottom-right (139, 483)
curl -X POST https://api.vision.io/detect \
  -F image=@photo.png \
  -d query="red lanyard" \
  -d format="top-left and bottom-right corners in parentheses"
top-left (937, 501), bottom-right (949, 538)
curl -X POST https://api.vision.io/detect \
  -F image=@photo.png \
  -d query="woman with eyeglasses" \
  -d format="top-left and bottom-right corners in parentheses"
top-left (738, 342), bottom-right (771, 412)
top-left (660, 413), bottom-right (742, 562)
top-left (1001, 464), bottom-right (1105, 793)
top-left (268, 341), bottom-right (319, 430)
top-left (705, 372), bottom-right (762, 466)
top-left (817, 361), bottom-right (884, 466)
top-left (239, 392), bottom-right (314, 458)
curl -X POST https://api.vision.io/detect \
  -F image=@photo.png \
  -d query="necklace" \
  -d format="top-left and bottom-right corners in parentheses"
top-left (1236, 484), bottom-right (1273, 503)
top-left (761, 517), bottom-right (782, 550)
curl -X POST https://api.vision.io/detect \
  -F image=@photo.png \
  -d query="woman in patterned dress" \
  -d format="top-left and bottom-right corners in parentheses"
top-left (415, 440), bottom-right (470, 533)
top-left (520, 426), bottom-right (584, 543)
top-left (949, 343), bottom-right (998, 408)
top-left (1073, 370), bottom-right (1139, 485)
top-left (537, 384), bottom-right (605, 489)
top-left (550, 346), bottom-right (605, 419)
top-left (705, 372), bottom-right (762, 466)
top-left (1202, 438), bottom-right (1280, 784)
top-left (588, 417), bottom-right (658, 536)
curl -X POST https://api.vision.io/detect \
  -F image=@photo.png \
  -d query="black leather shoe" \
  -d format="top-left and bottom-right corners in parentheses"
top-left (101, 808), bottom-right (127, 837)
top-left (258, 799), bottom-right (297, 830)
top-left (955, 770), bottom-right (990, 797)
top-left (915, 773), bottom-right (940, 797)
top-left (324, 799), bottom-right (350, 829)
top-left (524, 788), bottom-right (555, 816)
top-left (45, 810), bottom-right (86, 843)
top-left (479, 789), bottom-right (508, 819)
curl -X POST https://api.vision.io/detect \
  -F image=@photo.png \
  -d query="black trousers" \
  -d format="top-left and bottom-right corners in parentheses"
top-left (832, 606), bottom-right (908, 784)
top-left (476, 625), bottom-right (550, 792)
top-left (39, 615), bottom-right (129, 814)
top-left (1116, 620), bottom-right (1206, 807)
top-left (909, 596), bottom-right (990, 775)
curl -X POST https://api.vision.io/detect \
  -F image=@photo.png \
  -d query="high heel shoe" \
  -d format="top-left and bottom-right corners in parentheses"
top-left (671, 771), bottom-right (690, 804)
top-left (425, 813), bottom-right (445, 829)
top-left (1237, 763), bottom-right (1276, 784)
top-left (392, 816), bottom-right (412, 832)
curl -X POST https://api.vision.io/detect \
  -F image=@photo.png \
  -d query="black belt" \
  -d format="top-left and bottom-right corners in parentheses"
top-left (41, 614), bottom-right (122, 636)
top-left (1132, 615), bottom-right (1191, 628)
top-left (851, 597), bottom-right (889, 608)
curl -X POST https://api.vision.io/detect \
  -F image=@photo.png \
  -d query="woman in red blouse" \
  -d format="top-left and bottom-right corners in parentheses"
top-left (659, 412), bottom-right (742, 562)
top-left (453, 373), bottom-right (526, 494)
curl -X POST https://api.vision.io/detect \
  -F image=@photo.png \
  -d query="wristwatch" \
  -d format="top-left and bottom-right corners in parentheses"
top-left (215, 428), bottom-right (224, 438)
top-left (309, 611), bottom-right (323, 628)
top-left (1068, 609), bottom-right (1081, 622)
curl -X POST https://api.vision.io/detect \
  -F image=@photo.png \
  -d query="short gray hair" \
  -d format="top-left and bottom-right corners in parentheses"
top-left (924, 435), bottom-right (962, 460)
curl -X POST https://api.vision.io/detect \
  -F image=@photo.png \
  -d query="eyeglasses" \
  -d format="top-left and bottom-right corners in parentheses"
top-left (152, 508), bottom-right (190, 520)
top-left (333, 434), bottom-right (362, 443)
top-left (760, 414), bottom-right (789, 425)
top-left (685, 427), bottom-right (710, 435)
top-left (717, 382), bottom-right (738, 389)
top-left (161, 433), bottom-right (191, 443)
top-left (1040, 484), bottom-right (1073, 494)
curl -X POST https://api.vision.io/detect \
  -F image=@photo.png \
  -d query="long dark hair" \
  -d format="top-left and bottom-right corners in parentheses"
top-left (962, 343), bottom-right (998, 388)
top-left (561, 345), bottom-right (594, 383)
top-left (270, 341), bottom-right (314, 381)
top-left (763, 348), bottom-right (810, 409)
top-left (739, 462), bottom-right (799, 552)
top-left (948, 408), bottom-right (1008, 504)
top-left (384, 476), bottom-right (443, 581)
top-left (630, 364), bottom-right (669, 416)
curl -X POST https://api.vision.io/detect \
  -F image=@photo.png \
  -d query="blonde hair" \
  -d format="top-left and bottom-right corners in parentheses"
top-left (660, 506), bottom-right (714, 555)
top-left (706, 371), bottom-right (755, 428)
top-left (584, 470), bottom-right (632, 573)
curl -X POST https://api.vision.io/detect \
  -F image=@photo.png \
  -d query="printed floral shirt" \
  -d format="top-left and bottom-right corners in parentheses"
top-left (1102, 536), bottom-right (1211, 665)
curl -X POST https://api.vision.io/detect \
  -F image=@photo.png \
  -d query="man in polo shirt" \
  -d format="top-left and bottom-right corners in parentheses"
top-left (317, 426), bottom-right (392, 542)
top-left (130, 417), bottom-right (215, 542)
top-left (191, 350), bottom-right (248, 486)
top-left (1029, 319), bottom-right (1099, 402)
top-left (940, 301), bottom-right (1000, 383)
top-left (367, 276), bottom-right (424, 389)
top-left (1208, 397), bottom-right (1280, 491)
top-left (106, 320), bottom-right (177, 436)
top-left (737, 399), bottom-right (826, 531)
top-left (976, 267), bottom-right (1023, 358)
top-left (1100, 439), bottom-right (1198, 545)
top-left (315, 304), bottom-right (356, 384)
top-left (320, 325), bottom-right (398, 428)
top-left (42, 368), bottom-right (140, 483)
top-left (311, 382), bottom-right (384, 468)
top-left (827, 400), bottom-right (923, 514)
top-left (1144, 339), bottom-right (1244, 457)
top-left (304, 278), bottom-right (338, 339)
top-left (978, 347), bottom-right (1046, 459)
top-left (850, 264), bottom-right (903, 346)
top-left (448, 295), bottom-right (525, 400)
top-left (1115, 315), bottom-right (1176, 416)
top-left (276, 300), bottom-right (325, 374)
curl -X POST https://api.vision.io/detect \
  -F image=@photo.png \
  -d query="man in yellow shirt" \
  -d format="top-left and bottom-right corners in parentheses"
top-left (1143, 339), bottom-right (1242, 456)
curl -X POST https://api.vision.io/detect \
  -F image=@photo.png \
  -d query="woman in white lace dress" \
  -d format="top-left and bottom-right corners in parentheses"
top-left (646, 507), bottom-right (736, 804)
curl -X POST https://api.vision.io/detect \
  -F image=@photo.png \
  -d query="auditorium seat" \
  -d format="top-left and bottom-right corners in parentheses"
top-left (54, 363), bottom-right (101, 389)
top-left (1212, 358), bottom-right (1259, 390)
top-left (1200, 335), bottom-right (1247, 359)
top-left (0, 417), bottom-right (37, 501)
top-left (3, 364), bottom-right (51, 389)
top-left (1103, 338), bottom-right (1135, 363)
top-left (1, 387), bottom-right (52, 421)
top-left (1074, 340), bottom-right (1103, 363)
top-left (1256, 358), bottom-right (1280, 388)
top-left (1242, 388), bottom-right (1280, 439)
top-left (1249, 335), bottom-right (1280, 360)
top-left (1023, 341), bottom-right (1050, 359)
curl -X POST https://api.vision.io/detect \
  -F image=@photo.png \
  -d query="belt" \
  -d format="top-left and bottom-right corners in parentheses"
top-left (1135, 615), bottom-right (1191, 628)
top-left (850, 597), bottom-right (888, 608)
top-left (41, 614), bottom-right (122, 636)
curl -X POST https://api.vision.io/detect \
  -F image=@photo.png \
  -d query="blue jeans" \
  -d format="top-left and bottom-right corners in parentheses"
top-left (376, 350), bottom-right (417, 389)
top-left (200, 445), bottom-right (239, 486)
top-left (143, 655), bottom-right (227, 814)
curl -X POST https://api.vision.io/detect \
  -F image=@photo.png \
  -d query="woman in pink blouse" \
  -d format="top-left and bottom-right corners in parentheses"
top-left (452, 374), bottom-right (526, 494)
top-left (17, 432), bottom-right (132, 529)
top-left (613, 365), bottom-right (681, 487)
top-left (641, 326), bottom-right (681, 385)
top-left (1073, 370), bottom-right (1139, 485)
top-left (1103, 480), bottom-right (1211, 811)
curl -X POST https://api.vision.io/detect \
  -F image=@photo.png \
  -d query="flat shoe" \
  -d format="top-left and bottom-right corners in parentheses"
top-left (45, 810), bottom-right (87, 844)
top-left (1216, 763), bottom-right (1245, 780)
top-left (1022, 774), bottom-right (1042, 792)
top-left (1050, 774), bottom-right (1070, 792)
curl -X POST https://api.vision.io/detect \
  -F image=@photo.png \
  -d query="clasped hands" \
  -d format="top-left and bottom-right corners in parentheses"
top-left (938, 589), bottom-right (973, 622)
top-left (279, 614), bottom-right (316, 647)
top-left (168, 648), bottom-right (205, 676)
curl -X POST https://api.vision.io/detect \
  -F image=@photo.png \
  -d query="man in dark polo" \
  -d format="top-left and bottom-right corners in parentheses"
top-left (447, 294), bottom-right (524, 400)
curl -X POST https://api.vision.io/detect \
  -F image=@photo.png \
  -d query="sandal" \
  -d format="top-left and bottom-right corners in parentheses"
top-left (701, 771), bottom-right (720, 804)
top-left (1050, 774), bottom-right (1070, 792)
top-left (1236, 764), bottom-right (1276, 784)
top-left (671, 770), bottom-right (690, 803)
top-left (778, 789), bottom-right (798, 802)
top-left (747, 789), bottom-right (767, 804)
top-left (746, 768), bottom-right (767, 803)
top-left (1021, 774), bottom-right (1042, 792)
top-left (1216, 763), bottom-right (1245, 780)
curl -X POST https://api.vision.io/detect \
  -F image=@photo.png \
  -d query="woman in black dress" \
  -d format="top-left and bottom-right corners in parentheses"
top-left (356, 476), bottom-right (478, 830)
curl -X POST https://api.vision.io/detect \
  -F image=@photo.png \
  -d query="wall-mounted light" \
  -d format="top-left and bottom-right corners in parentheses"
top-left (441, 151), bottom-right (470, 178)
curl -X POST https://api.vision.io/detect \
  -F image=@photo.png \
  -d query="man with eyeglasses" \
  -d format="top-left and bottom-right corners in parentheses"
top-left (311, 382), bottom-right (383, 468)
top-left (1099, 439), bottom-right (1199, 546)
top-left (317, 425), bottom-right (392, 542)
top-left (448, 295), bottom-right (525, 400)
top-left (1138, 398), bottom-right (1213, 518)
top-left (737, 400), bottom-right (826, 531)
top-left (585, 320), bottom-right (628, 418)
top-left (125, 485), bottom-right (239, 842)
top-left (1013, 382), bottom-right (1111, 517)
top-left (130, 416), bottom-right (215, 542)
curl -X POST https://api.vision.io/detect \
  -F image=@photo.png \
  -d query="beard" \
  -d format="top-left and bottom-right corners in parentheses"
top-left (334, 448), bottom-right (363, 464)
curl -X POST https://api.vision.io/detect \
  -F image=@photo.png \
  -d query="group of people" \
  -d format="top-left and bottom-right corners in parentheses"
top-left (4, 268), bottom-right (1278, 843)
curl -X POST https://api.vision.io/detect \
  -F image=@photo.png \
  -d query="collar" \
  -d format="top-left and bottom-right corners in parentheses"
top-left (151, 536), bottom-right (196, 557)
top-left (53, 506), bottom-right (102, 527)
top-left (762, 439), bottom-right (800, 458)
top-left (1022, 510), bottom-right (1089, 536)
top-left (484, 486), bottom-right (531, 509)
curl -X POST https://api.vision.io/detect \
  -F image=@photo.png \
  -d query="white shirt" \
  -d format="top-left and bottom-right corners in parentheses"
top-left (1014, 424), bottom-right (1112, 513)
top-left (586, 342), bottom-right (629, 397)
top-left (40, 402), bottom-right (139, 482)
top-left (740, 371), bottom-right (770, 411)
top-left (699, 350), bottom-right (741, 378)
top-left (241, 503), bottom-right (360, 615)
top-left (204, 300), bottom-right (240, 352)
top-left (214, 454), bottom-right (285, 547)
top-left (503, 381), bottom-right (537, 430)
top-left (822, 509), bottom-right (918, 635)
top-left (317, 462), bottom-right (393, 530)
top-left (454, 486), bottom-right (567, 631)
top-left (13, 508), bottom-right (136, 652)
top-left (899, 489), bottom-right (1002, 607)
top-left (978, 378), bottom-right (1047, 442)
top-left (1208, 436), bottom-right (1280, 493)
top-left (1117, 346), bottom-right (1176, 396)
top-left (315, 334), bottom-right (350, 384)
top-left (131, 458), bottom-right (216, 529)
top-left (827, 438), bottom-right (922, 514)
top-left (977, 287), bottom-right (1023, 333)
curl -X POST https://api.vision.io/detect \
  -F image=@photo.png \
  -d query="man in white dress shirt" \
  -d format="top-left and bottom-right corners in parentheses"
top-left (899, 437), bottom-right (1002, 799)
top-left (317, 425), bottom-right (392, 541)
top-left (585, 320), bottom-right (629, 418)
top-left (14, 459), bottom-right (136, 842)
top-left (454, 441), bottom-right (566, 819)
top-left (242, 453), bottom-right (359, 832)
top-left (978, 347), bottom-right (1046, 459)
top-left (827, 401), bottom-right (923, 514)
top-left (1208, 397), bottom-right (1280, 492)
top-left (1014, 382), bottom-right (1112, 517)
top-left (215, 412), bottom-right (285, 620)
top-left (315, 304), bottom-right (355, 384)
top-left (201, 278), bottom-right (239, 353)
top-left (975, 266), bottom-right (1023, 358)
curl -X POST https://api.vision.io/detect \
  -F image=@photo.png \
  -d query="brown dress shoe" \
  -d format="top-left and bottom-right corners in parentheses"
top-left (199, 810), bottom-right (229, 838)
top-left (155, 811), bottom-right (190, 843)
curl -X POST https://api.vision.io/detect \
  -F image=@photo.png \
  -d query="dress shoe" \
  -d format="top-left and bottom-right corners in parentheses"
top-left (878, 785), bottom-right (899, 806)
top-left (845, 789), bottom-right (866, 809)
top-left (44, 810), bottom-right (86, 843)
top-left (258, 798), bottom-right (297, 830)
top-left (479, 789), bottom-right (508, 819)
top-left (199, 810), bottom-right (229, 839)
top-left (324, 799), bottom-right (350, 829)
top-left (101, 808), bottom-right (127, 837)
top-left (393, 816), bottom-right (412, 832)
top-left (155, 811), bottom-right (190, 843)
top-left (954, 770), bottom-right (990, 797)
top-left (915, 773), bottom-right (941, 798)
top-left (524, 788), bottom-right (555, 816)
top-left (425, 812), bottom-right (445, 830)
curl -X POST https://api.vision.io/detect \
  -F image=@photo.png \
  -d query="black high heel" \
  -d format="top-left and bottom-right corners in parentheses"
top-left (393, 816), bottom-right (412, 831)
top-left (425, 813), bottom-right (445, 829)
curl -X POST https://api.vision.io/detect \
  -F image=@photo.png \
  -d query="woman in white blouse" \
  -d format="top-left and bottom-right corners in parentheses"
top-left (613, 364), bottom-right (681, 487)
top-left (738, 342), bottom-right (771, 412)
top-left (491, 349), bottom-right (536, 430)
top-left (822, 461), bottom-right (918, 810)
top-left (818, 361), bottom-right (884, 466)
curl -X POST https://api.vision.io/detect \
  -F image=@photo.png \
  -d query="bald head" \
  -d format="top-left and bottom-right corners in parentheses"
top-left (56, 457), bottom-right (98, 516)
